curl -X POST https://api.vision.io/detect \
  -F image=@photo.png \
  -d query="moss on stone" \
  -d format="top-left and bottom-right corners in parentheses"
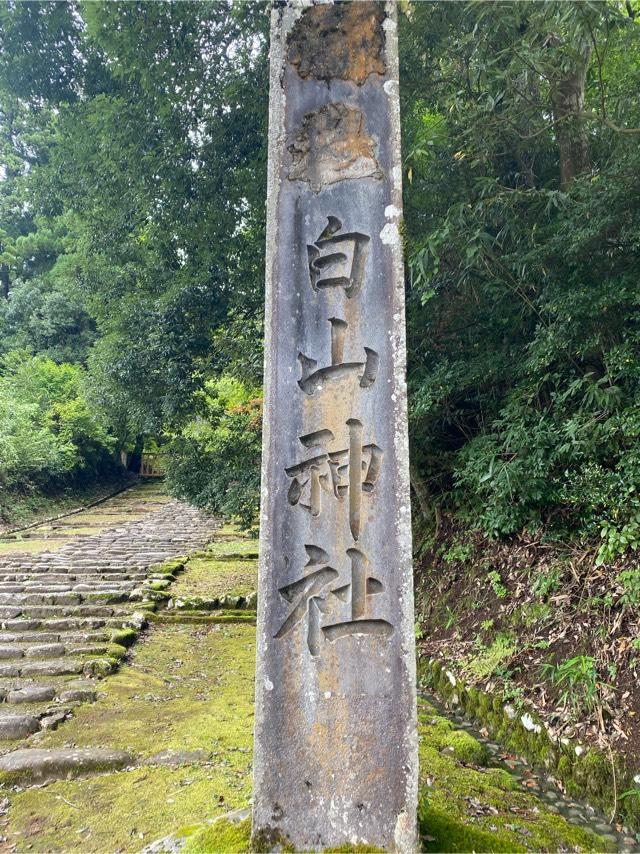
top-left (110, 628), bottom-right (137, 648)
top-left (441, 730), bottom-right (491, 766)
top-left (183, 818), bottom-right (252, 853)
top-left (83, 657), bottom-right (118, 678)
top-left (106, 643), bottom-right (128, 660)
top-left (151, 557), bottom-right (187, 576)
top-left (417, 697), bottom-right (611, 852)
top-left (418, 654), bottom-right (635, 836)
top-left (148, 579), bottom-right (172, 591)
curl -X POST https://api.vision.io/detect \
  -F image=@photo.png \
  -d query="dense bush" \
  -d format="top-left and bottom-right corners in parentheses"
top-left (164, 377), bottom-right (262, 531)
top-left (401, 2), bottom-right (640, 550)
top-left (0, 352), bottom-right (115, 493)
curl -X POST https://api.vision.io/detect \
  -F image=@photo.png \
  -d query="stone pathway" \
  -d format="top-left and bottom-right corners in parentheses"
top-left (0, 494), bottom-right (635, 852)
top-left (0, 483), bottom-right (219, 748)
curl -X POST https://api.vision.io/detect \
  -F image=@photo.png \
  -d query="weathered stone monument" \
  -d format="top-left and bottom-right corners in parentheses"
top-left (253, 2), bottom-right (417, 849)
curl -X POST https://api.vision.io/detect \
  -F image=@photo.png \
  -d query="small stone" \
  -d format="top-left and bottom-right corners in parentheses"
top-left (39, 711), bottom-right (69, 731)
top-left (83, 658), bottom-right (116, 678)
top-left (520, 713), bottom-right (541, 734)
top-left (0, 646), bottom-right (23, 660)
top-left (24, 643), bottom-right (65, 659)
top-left (145, 749), bottom-right (207, 767)
top-left (0, 714), bottom-right (40, 739)
top-left (57, 685), bottom-right (97, 704)
top-left (0, 747), bottom-right (135, 784)
top-left (0, 664), bottom-right (20, 678)
top-left (6, 686), bottom-right (56, 704)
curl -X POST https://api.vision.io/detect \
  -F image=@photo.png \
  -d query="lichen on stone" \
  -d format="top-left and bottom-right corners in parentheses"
top-left (287, 103), bottom-right (382, 192)
top-left (287, 1), bottom-right (386, 84)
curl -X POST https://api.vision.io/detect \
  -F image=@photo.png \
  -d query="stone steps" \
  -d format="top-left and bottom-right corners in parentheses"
top-left (0, 493), bottom-right (220, 743)
top-left (0, 602), bottom-right (147, 621)
top-left (0, 579), bottom-right (141, 590)
top-left (0, 659), bottom-right (85, 679)
top-left (0, 630), bottom-right (110, 644)
top-left (0, 747), bottom-right (135, 784)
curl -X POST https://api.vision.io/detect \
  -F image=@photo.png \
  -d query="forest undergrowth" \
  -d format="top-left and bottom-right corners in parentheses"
top-left (415, 518), bottom-right (640, 789)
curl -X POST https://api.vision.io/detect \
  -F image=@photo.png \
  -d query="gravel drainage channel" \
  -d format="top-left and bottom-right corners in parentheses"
top-left (421, 689), bottom-right (639, 853)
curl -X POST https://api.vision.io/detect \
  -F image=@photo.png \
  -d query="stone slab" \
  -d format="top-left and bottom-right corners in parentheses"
top-left (0, 747), bottom-right (135, 784)
top-left (253, 3), bottom-right (417, 850)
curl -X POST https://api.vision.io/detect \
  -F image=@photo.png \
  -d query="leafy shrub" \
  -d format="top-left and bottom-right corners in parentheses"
top-left (617, 570), bottom-right (640, 608)
top-left (0, 351), bottom-right (115, 494)
top-left (486, 569), bottom-right (507, 599)
top-left (597, 515), bottom-right (640, 567)
top-left (443, 540), bottom-right (474, 564)
top-left (532, 566), bottom-right (562, 600)
top-left (165, 376), bottom-right (262, 531)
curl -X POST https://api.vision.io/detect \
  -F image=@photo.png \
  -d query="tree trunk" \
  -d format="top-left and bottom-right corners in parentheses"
top-left (551, 41), bottom-right (592, 190)
top-left (410, 460), bottom-right (441, 537)
top-left (0, 264), bottom-right (9, 300)
top-left (127, 435), bottom-right (144, 474)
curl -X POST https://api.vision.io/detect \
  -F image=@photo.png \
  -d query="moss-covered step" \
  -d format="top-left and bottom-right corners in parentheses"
top-left (169, 555), bottom-right (256, 602)
top-left (3, 622), bottom-right (254, 852)
top-left (0, 747), bottom-right (135, 785)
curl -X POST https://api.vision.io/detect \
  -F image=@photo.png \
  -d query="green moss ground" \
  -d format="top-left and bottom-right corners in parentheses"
top-left (204, 540), bottom-right (259, 560)
top-left (171, 556), bottom-right (257, 601)
top-left (416, 702), bottom-right (609, 852)
top-left (0, 537), bottom-right (67, 555)
top-left (5, 623), bottom-right (255, 852)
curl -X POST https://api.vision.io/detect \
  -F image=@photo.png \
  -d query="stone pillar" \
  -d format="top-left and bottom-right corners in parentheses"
top-left (253, 2), bottom-right (417, 850)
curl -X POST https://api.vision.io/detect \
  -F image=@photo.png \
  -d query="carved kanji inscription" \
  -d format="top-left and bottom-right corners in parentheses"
top-left (307, 216), bottom-right (370, 298)
top-left (285, 421), bottom-right (382, 540)
top-left (274, 546), bottom-right (392, 656)
top-left (298, 317), bottom-right (379, 395)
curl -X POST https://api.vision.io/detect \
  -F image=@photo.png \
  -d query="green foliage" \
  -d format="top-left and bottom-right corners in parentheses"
top-left (617, 570), bottom-right (640, 607)
top-left (401, 1), bottom-right (640, 542)
top-left (464, 633), bottom-right (515, 680)
top-left (165, 377), bottom-right (262, 531)
top-left (442, 540), bottom-right (473, 564)
top-left (540, 655), bottom-right (602, 715)
top-left (0, 1), bottom-right (268, 501)
top-left (0, 352), bottom-right (115, 498)
top-left (597, 514), bottom-right (640, 566)
top-left (486, 570), bottom-right (507, 599)
top-left (1, 0), bottom-right (639, 548)
top-left (532, 566), bottom-right (563, 600)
